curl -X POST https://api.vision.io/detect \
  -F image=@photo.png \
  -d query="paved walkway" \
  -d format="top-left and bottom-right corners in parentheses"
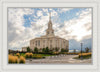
top-left (25, 55), bottom-right (92, 64)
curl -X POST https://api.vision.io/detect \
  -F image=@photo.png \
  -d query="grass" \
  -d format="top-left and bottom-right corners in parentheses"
top-left (19, 56), bottom-right (25, 63)
top-left (8, 54), bottom-right (25, 64)
top-left (33, 54), bottom-right (43, 59)
top-left (15, 53), bottom-right (55, 59)
top-left (20, 53), bottom-right (25, 56)
top-left (34, 54), bottom-right (55, 56)
top-left (8, 55), bottom-right (18, 63)
top-left (15, 53), bottom-right (55, 57)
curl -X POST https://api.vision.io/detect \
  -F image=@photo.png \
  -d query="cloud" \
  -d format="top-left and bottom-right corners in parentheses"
top-left (59, 8), bottom-right (72, 13)
top-left (31, 19), bottom-right (48, 36)
top-left (8, 8), bottom-right (34, 50)
top-left (42, 8), bottom-right (48, 13)
top-left (8, 8), bottom-right (92, 51)
top-left (54, 8), bottom-right (92, 42)
top-left (51, 10), bottom-right (58, 16)
top-left (37, 10), bottom-right (43, 17)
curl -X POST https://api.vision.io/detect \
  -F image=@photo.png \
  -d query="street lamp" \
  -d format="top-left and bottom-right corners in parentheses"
top-left (80, 42), bottom-right (83, 60)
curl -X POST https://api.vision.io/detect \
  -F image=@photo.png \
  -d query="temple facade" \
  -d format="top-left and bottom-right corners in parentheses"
top-left (30, 13), bottom-right (69, 52)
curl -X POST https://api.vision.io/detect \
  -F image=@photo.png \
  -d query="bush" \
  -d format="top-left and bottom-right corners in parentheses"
top-left (8, 55), bottom-right (18, 63)
top-left (16, 53), bottom-right (20, 58)
top-left (25, 53), bottom-right (33, 58)
top-left (78, 52), bottom-right (91, 58)
top-left (33, 54), bottom-right (42, 59)
top-left (66, 52), bottom-right (79, 55)
top-left (52, 52), bottom-right (59, 55)
top-left (19, 56), bottom-right (25, 64)
top-left (34, 47), bottom-right (38, 53)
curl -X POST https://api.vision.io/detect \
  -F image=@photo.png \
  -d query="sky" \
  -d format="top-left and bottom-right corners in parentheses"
top-left (8, 8), bottom-right (92, 51)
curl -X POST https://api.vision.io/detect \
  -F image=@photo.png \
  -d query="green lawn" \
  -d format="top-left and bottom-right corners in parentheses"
top-left (14, 53), bottom-right (55, 57)
top-left (34, 54), bottom-right (55, 56)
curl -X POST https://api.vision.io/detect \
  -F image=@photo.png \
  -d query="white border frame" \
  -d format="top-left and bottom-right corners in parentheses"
top-left (0, 0), bottom-right (99, 72)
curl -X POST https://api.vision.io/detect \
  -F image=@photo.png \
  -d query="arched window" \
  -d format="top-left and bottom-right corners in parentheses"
top-left (56, 40), bottom-right (57, 47)
top-left (50, 40), bottom-right (52, 43)
top-left (38, 40), bottom-right (40, 46)
top-left (43, 45), bottom-right (45, 48)
top-left (35, 41), bottom-right (37, 46)
top-left (50, 45), bottom-right (52, 48)
top-left (33, 42), bottom-right (34, 44)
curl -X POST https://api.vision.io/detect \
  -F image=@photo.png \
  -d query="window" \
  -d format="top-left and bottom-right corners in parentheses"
top-left (38, 40), bottom-right (40, 46)
top-left (43, 40), bottom-right (45, 43)
top-left (56, 40), bottom-right (57, 47)
top-left (35, 41), bottom-right (37, 46)
top-left (43, 45), bottom-right (45, 48)
top-left (50, 40), bottom-right (52, 43)
top-left (50, 45), bottom-right (52, 48)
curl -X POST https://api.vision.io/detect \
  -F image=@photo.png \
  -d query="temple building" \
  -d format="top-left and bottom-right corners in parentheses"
top-left (30, 13), bottom-right (69, 52)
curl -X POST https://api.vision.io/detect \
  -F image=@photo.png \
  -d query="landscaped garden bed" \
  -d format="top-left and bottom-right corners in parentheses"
top-left (73, 52), bottom-right (92, 59)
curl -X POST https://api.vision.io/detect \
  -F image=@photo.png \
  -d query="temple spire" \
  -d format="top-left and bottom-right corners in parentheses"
top-left (49, 12), bottom-right (51, 21)
top-left (46, 12), bottom-right (54, 36)
top-left (48, 12), bottom-right (52, 29)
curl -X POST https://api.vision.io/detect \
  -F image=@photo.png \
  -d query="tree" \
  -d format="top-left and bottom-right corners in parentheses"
top-left (65, 49), bottom-right (68, 52)
top-left (34, 47), bottom-right (38, 53)
top-left (27, 47), bottom-right (31, 52)
top-left (49, 48), bottom-right (54, 52)
top-left (61, 48), bottom-right (68, 53)
top-left (42, 48), bottom-right (46, 53)
top-left (85, 47), bottom-right (89, 53)
top-left (55, 47), bottom-right (59, 52)
top-left (45, 47), bottom-right (49, 53)
top-left (39, 48), bottom-right (42, 52)
top-left (61, 48), bottom-right (65, 52)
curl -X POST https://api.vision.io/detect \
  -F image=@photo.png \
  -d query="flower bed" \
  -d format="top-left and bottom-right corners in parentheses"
top-left (78, 52), bottom-right (91, 58)
top-left (33, 54), bottom-right (44, 59)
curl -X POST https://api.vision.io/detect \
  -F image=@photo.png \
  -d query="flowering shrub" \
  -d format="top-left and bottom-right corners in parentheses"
top-left (33, 54), bottom-right (42, 59)
top-left (66, 53), bottom-right (79, 55)
top-left (8, 55), bottom-right (18, 63)
top-left (19, 56), bottom-right (25, 63)
top-left (52, 52), bottom-right (59, 55)
top-left (25, 53), bottom-right (33, 58)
